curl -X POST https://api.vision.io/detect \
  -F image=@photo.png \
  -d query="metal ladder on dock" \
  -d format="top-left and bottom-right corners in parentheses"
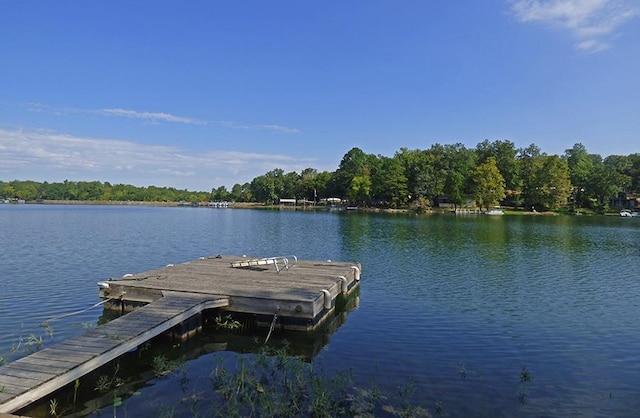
top-left (230, 255), bottom-right (297, 272)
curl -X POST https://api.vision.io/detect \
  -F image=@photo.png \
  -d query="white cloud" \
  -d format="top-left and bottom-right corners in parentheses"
top-left (25, 103), bottom-right (300, 133)
top-left (0, 128), bottom-right (312, 190)
top-left (510, 0), bottom-right (639, 52)
top-left (212, 121), bottom-right (301, 134)
top-left (100, 108), bottom-right (206, 125)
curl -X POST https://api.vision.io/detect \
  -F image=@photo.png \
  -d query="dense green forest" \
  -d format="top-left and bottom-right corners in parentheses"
top-left (2, 141), bottom-right (640, 212)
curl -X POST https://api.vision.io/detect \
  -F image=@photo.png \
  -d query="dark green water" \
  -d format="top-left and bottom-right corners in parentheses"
top-left (1, 205), bottom-right (640, 416)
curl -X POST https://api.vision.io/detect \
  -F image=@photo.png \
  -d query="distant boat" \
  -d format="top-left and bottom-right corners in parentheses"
top-left (620, 209), bottom-right (639, 217)
top-left (485, 206), bottom-right (504, 215)
top-left (326, 197), bottom-right (343, 211)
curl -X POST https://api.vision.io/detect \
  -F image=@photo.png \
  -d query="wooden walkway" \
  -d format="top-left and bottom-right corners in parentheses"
top-left (0, 294), bottom-right (228, 414)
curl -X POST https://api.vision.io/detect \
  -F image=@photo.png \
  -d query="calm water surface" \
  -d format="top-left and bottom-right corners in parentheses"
top-left (1, 205), bottom-right (640, 417)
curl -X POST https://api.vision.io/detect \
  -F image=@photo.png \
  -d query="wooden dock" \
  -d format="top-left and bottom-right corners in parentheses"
top-left (0, 255), bottom-right (360, 415)
top-left (99, 255), bottom-right (361, 331)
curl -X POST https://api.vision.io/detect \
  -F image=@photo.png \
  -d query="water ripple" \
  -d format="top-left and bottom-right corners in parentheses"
top-left (3, 207), bottom-right (640, 416)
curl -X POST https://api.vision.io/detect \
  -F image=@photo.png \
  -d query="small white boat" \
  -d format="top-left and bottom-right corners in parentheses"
top-left (620, 209), bottom-right (639, 217)
top-left (485, 206), bottom-right (504, 215)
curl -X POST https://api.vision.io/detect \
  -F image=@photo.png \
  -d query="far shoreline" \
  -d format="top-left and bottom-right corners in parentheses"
top-left (3, 199), bottom-right (606, 216)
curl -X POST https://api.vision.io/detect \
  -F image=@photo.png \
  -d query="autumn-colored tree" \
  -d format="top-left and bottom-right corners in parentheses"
top-left (471, 157), bottom-right (506, 210)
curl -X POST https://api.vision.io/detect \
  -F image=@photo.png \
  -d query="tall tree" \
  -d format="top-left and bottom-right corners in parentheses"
top-left (628, 154), bottom-right (640, 192)
top-left (415, 144), bottom-right (448, 205)
top-left (332, 148), bottom-right (378, 199)
top-left (475, 139), bottom-right (520, 192)
top-left (442, 143), bottom-right (477, 208)
top-left (536, 155), bottom-right (572, 210)
top-left (282, 171), bottom-right (302, 199)
top-left (347, 174), bottom-right (372, 206)
top-left (250, 173), bottom-right (277, 204)
top-left (589, 157), bottom-right (630, 211)
top-left (519, 144), bottom-right (543, 209)
top-left (231, 182), bottom-right (252, 202)
top-left (299, 168), bottom-right (318, 201)
top-left (211, 186), bottom-right (230, 201)
top-left (604, 155), bottom-right (632, 191)
top-left (471, 157), bottom-right (506, 210)
top-left (564, 143), bottom-right (594, 208)
top-left (313, 171), bottom-right (333, 201)
top-left (395, 148), bottom-right (426, 202)
top-left (371, 156), bottom-right (408, 207)
top-left (2, 183), bottom-right (16, 199)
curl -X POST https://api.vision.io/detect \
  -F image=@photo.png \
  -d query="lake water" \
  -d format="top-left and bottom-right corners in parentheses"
top-left (1, 205), bottom-right (640, 417)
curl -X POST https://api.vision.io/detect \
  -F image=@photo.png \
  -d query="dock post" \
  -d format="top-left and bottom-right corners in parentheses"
top-left (170, 312), bottom-right (203, 341)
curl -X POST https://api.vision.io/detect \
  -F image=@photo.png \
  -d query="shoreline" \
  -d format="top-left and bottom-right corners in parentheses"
top-left (2, 200), bottom-right (606, 216)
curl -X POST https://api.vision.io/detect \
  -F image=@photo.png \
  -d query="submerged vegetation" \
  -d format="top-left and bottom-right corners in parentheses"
top-left (7, 329), bottom-right (540, 417)
top-left (19, 342), bottom-right (433, 418)
top-left (206, 344), bottom-right (431, 418)
top-left (2, 141), bottom-right (639, 212)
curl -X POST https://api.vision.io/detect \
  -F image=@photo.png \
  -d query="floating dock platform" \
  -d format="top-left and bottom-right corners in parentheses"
top-left (99, 255), bottom-right (361, 331)
top-left (0, 255), bottom-right (361, 415)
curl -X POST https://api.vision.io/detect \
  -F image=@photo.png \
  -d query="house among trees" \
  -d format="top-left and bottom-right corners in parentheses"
top-left (610, 192), bottom-right (640, 209)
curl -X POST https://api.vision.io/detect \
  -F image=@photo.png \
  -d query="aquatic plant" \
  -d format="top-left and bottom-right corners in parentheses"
top-left (10, 333), bottom-right (44, 354)
top-left (518, 366), bottom-right (534, 404)
top-left (41, 322), bottom-right (55, 339)
top-left (82, 321), bottom-right (96, 329)
top-left (73, 378), bottom-right (80, 405)
top-left (25, 333), bottom-right (43, 352)
top-left (95, 363), bottom-right (127, 393)
top-left (519, 366), bottom-right (533, 383)
top-left (152, 354), bottom-right (186, 378)
top-left (207, 344), bottom-right (431, 417)
top-left (214, 314), bottom-right (241, 330)
top-left (49, 398), bottom-right (59, 417)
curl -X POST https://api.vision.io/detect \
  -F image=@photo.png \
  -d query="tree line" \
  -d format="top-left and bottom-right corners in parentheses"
top-left (3, 141), bottom-right (640, 212)
top-left (0, 180), bottom-right (211, 203)
top-left (234, 141), bottom-right (640, 212)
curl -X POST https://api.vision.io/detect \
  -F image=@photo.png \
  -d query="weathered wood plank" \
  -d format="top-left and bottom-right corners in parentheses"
top-left (52, 342), bottom-right (114, 356)
top-left (0, 365), bottom-right (58, 383)
top-left (56, 336), bottom-right (122, 350)
top-left (0, 374), bottom-right (41, 392)
top-left (7, 358), bottom-right (75, 375)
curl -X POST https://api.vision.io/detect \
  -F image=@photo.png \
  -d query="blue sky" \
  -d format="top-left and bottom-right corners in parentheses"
top-left (1, 1), bottom-right (639, 191)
